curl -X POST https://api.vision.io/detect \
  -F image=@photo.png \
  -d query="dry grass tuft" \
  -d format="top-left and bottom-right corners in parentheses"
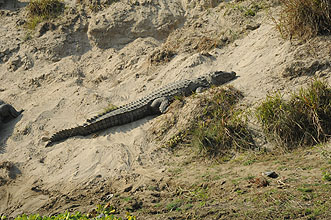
top-left (191, 86), bottom-right (255, 157)
top-left (26, 0), bottom-right (64, 30)
top-left (276, 0), bottom-right (331, 40)
top-left (27, 0), bottom-right (64, 18)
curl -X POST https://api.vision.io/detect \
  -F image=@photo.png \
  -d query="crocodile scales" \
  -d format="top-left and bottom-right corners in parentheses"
top-left (46, 71), bottom-right (236, 147)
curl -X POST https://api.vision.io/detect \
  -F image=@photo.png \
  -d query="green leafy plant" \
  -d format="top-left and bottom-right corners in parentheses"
top-left (322, 171), bottom-right (331, 181)
top-left (276, 0), bottom-right (331, 40)
top-left (256, 80), bottom-right (331, 150)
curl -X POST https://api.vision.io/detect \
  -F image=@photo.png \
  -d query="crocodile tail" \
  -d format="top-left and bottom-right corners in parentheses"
top-left (86, 105), bottom-right (119, 123)
top-left (86, 112), bottom-right (106, 123)
top-left (46, 126), bottom-right (82, 147)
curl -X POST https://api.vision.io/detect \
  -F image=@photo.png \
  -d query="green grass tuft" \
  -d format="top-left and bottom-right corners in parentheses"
top-left (256, 80), bottom-right (331, 150)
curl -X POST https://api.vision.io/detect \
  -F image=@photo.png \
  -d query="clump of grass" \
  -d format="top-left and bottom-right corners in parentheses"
top-left (163, 130), bottom-right (187, 148)
top-left (322, 171), bottom-right (331, 181)
top-left (102, 104), bottom-right (118, 113)
top-left (26, 0), bottom-right (65, 30)
top-left (256, 80), bottom-right (331, 150)
top-left (193, 36), bottom-right (222, 52)
top-left (191, 86), bottom-right (255, 157)
top-left (149, 48), bottom-right (176, 65)
top-left (276, 0), bottom-right (331, 40)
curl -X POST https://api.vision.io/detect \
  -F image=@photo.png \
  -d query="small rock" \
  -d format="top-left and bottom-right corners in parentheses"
top-left (246, 23), bottom-right (261, 31)
top-left (221, 36), bottom-right (228, 43)
top-left (7, 55), bottom-right (22, 71)
top-left (31, 185), bottom-right (42, 192)
top-left (315, 70), bottom-right (327, 77)
top-left (264, 171), bottom-right (278, 178)
top-left (96, 213), bottom-right (105, 219)
top-left (124, 185), bottom-right (133, 192)
top-left (102, 193), bottom-right (113, 201)
top-left (151, 192), bottom-right (160, 197)
top-left (16, 19), bottom-right (25, 26)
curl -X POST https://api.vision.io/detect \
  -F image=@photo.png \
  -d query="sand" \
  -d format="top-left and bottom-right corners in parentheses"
top-left (0, 0), bottom-right (330, 216)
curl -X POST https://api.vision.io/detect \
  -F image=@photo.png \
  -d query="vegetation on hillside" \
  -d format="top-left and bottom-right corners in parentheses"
top-left (190, 86), bottom-right (255, 157)
top-left (277, 0), bottom-right (331, 39)
top-left (256, 80), bottom-right (331, 150)
top-left (163, 86), bottom-right (256, 159)
top-left (26, 0), bottom-right (64, 30)
top-left (0, 204), bottom-right (136, 220)
top-left (167, 79), bottom-right (330, 157)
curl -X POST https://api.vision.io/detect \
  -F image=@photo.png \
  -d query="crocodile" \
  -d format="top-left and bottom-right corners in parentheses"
top-left (46, 70), bottom-right (236, 147)
top-left (0, 100), bottom-right (23, 126)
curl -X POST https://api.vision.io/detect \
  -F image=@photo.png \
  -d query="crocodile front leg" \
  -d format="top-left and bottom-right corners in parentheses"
top-left (195, 86), bottom-right (209, 93)
top-left (150, 97), bottom-right (170, 114)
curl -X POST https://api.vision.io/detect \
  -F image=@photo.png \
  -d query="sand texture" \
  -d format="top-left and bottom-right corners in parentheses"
top-left (0, 0), bottom-right (330, 217)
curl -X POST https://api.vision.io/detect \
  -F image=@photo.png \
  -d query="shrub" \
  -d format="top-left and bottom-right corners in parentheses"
top-left (191, 86), bottom-right (255, 157)
top-left (27, 0), bottom-right (64, 17)
top-left (26, 0), bottom-right (64, 29)
top-left (277, 0), bottom-right (331, 39)
top-left (256, 80), bottom-right (331, 150)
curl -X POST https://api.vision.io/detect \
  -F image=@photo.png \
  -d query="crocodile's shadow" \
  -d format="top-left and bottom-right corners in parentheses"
top-left (0, 114), bottom-right (23, 154)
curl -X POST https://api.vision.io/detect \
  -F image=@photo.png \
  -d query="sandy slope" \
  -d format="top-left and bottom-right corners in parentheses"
top-left (0, 0), bottom-right (330, 216)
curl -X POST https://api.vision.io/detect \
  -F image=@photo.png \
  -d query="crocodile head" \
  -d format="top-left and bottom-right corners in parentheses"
top-left (207, 71), bottom-right (236, 85)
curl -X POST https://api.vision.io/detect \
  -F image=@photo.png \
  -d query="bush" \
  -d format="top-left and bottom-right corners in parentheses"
top-left (276, 0), bottom-right (331, 40)
top-left (256, 80), bottom-right (331, 150)
top-left (26, 0), bottom-right (64, 29)
top-left (27, 0), bottom-right (64, 17)
top-left (191, 86), bottom-right (255, 157)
